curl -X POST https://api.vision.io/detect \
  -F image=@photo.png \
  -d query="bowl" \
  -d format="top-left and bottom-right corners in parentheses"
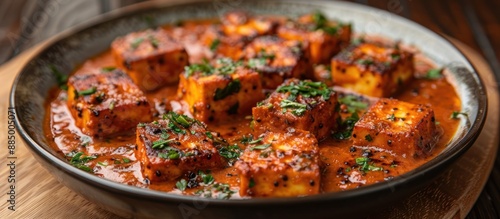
top-left (10, 0), bottom-right (487, 218)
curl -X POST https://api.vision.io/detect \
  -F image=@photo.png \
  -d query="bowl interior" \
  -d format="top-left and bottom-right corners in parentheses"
top-left (11, 0), bottom-right (486, 204)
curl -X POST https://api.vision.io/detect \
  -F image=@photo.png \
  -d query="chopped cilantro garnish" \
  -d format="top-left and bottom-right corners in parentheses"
top-left (78, 87), bottom-right (97, 96)
top-left (214, 79), bottom-right (241, 100)
top-left (249, 178), bottom-right (255, 188)
top-left (356, 59), bottom-right (374, 65)
top-left (101, 66), bottom-right (116, 72)
top-left (152, 139), bottom-right (175, 149)
top-left (130, 38), bottom-right (144, 49)
top-left (218, 144), bottom-right (241, 165)
top-left (165, 111), bottom-right (194, 128)
top-left (365, 134), bottom-right (373, 142)
top-left (450, 111), bottom-right (468, 119)
top-left (184, 58), bottom-right (241, 77)
top-left (333, 112), bottom-right (359, 140)
top-left (276, 80), bottom-right (332, 101)
top-left (355, 157), bottom-right (383, 172)
top-left (199, 171), bottom-right (215, 185)
top-left (210, 38), bottom-right (220, 51)
top-left (50, 65), bottom-right (68, 90)
top-left (280, 99), bottom-right (307, 116)
top-left (67, 151), bottom-right (97, 172)
top-left (338, 95), bottom-right (368, 113)
top-left (176, 179), bottom-right (187, 191)
top-left (250, 143), bottom-right (271, 151)
top-left (425, 68), bottom-right (443, 80)
top-left (148, 35), bottom-right (159, 48)
top-left (157, 147), bottom-right (181, 159)
top-left (311, 11), bottom-right (341, 35)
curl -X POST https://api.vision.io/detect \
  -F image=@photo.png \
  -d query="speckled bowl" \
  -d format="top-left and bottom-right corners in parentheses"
top-left (10, 0), bottom-right (487, 218)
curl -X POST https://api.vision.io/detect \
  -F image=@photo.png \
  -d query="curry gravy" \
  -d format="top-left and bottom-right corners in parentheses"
top-left (44, 19), bottom-right (461, 197)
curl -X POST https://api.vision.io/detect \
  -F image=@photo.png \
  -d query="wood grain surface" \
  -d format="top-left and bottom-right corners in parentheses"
top-left (0, 38), bottom-right (498, 219)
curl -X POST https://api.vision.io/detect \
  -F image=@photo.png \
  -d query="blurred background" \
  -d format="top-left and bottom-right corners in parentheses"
top-left (0, 0), bottom-right (498, 218)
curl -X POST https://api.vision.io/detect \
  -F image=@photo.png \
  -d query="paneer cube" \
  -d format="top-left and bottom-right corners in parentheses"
top-left (278, 12), bottom-right (351, 64)
top-left (202, 11), bottom-right (283, 60)
top-left (67, 68), bottom-right (151, 137)
top-left (331, 43), bottom-right (414, 97)
top-left (111, 28), bottom-right (189, 91)
top-left (235, 130), bottom-right (320, 197)
top-left (243, 36), bottom-right (313, 89)
top-left (135, 112), bottom-right (227, 182)
top-left (352, 98), bottom-right (438, 158)
top-left (252, 79), bottom-right (339, 140)
top-left (178, 58), bottom-right (264, 123)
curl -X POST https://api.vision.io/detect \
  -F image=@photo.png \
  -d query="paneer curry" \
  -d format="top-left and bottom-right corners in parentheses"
top-left (45, 11), bottom-right (463, 199)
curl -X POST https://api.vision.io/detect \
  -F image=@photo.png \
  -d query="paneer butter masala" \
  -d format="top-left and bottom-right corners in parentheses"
top-left (45, 11), bottom-right (463, 198)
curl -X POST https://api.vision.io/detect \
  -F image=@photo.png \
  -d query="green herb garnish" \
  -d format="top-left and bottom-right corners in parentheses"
top-left (199, 171), bottom-right (215, 185)
top-left (78, 87), bottom-right (97, 96)
top-left (152, 139), bottom-right (175, 149)
top-left (280, 99), bottom-right (307, 116)
top-left (176, 179), bottom-right (187, 191)
top-left (214, 79), bottom-right (241, 101)
top-left (425, 68), bottom-right (443, 80)
top-left (130, 38), bottom-right (144, 49)
top-left (338, 95), bottom-right (368, 113)
top-left (250, 143), bottom-right (271, 151)
top-left (276, 80), bottom-right (331, 101)
top-left (157, 147), bottom-right (181, 159)
top-left (355, 157), bottom-right (383, 172)
top-left (356, 59), bottom-right (374, 65)
top-left (50, 65), bottom-right (68, 90)
top-left (149, 35), bottom-right (159, 48)
top-left (450, 111), bottom-right (468, 119)
top-left (165, 111), bottom-right (194, 128)
top-left (68, 152), bottom-right (97, 172)
top-left (101, 66), bottom-right (116, 72)
top-left (333, 112), bottom-right (359, 140)
top-left (210, 38), bottom-right (220, 51)
top-left (218, 144), bottom-right (241, 165)
top-left (365, 135), bottom-right (373, 142)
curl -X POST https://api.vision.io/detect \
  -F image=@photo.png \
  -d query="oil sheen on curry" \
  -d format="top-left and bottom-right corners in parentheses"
top-left (45, 11), bottom-right (462, 199)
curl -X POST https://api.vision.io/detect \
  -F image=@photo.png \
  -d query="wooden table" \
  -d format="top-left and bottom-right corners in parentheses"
top-left (0, 0), bottom-right (499, 218)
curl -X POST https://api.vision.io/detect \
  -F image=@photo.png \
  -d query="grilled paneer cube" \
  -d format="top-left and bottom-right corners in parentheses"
top-left (111, 28), bottom-right (189, 91)
top-left (67, 68), bottom-right (151, 137)
top-left (135, 112), bottom-right (227, 182)
top-left (278, 12), bottom-right (351, 64)
top-left (252, 79), bottom-right (339, 140)
top-left (244, 36), bottom-right (313, 89)
top-left (331, 43), bottom-right (414, 97)
top-left (203, 11), bottom-right (282, 60)
top-left (235, 130), bottom-right (320, 197)
top-left (352, 98), bottom-right (438, 158)
top-left (178, 58), bottom-right (265, 123)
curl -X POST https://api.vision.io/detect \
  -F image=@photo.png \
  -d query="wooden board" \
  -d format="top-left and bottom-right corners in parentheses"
top-left (0, 38), bottom-right (498, 219)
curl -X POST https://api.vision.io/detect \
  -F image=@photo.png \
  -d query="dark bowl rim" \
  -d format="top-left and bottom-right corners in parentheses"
top-left (10, 0), bottom-right (488, 206)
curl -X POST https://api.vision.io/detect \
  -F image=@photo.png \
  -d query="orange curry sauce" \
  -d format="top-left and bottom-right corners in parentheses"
top-left (44, 19), bottom-right (460, 197)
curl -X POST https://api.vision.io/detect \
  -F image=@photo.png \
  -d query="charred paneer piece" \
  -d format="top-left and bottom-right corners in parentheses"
top-left (67, 68), bottom-right (151, 137)
top-left (235, 130), bottom-right (320, 197)
top-left (178, 58), bottom-right (264, 123)
top-left (203, 11), bottom-right (283, 60)
top-left (135, 112), bottom-right (227, 182)
top-left (252, 79), bottom-right (339, 140)
top-left (352, 98), bottom-right (438, 158)
top-left (331, 42), bottom-right (414, 97)
top-left (111, 28), bottom-right (189, 91)
top-left (243, 36), bottom-right (313, 89)
top-left (278, 11), bottom-right (351, 64)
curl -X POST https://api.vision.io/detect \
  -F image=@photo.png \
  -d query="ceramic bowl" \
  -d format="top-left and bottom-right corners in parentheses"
top-left (11, 0), bottom-right (487, 218)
